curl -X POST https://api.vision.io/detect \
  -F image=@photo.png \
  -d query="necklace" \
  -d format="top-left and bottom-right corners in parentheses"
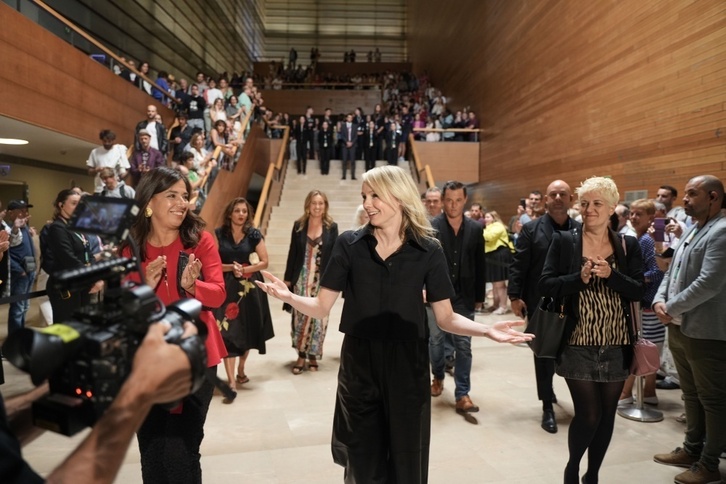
top-left (149, 237), bottom-right (174, 298)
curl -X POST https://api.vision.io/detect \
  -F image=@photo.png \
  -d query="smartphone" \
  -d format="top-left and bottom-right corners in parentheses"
top-left (519, 198), bottom-right (527, 209)
top-left (653, 217), bottom-right (667, 242)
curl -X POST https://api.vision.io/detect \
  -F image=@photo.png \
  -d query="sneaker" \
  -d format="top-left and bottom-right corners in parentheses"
top-left (643, 396), bottom-right (659, 405)
top-left (431, 378), bottom-right (443, 397)
top-left (653, 447), bottom-right (699, 469)
top-left (618, 396), bottom-right (634, 406)
top-left (674, 462), bottom-right (722, 484)
top-left (492, 307), bottom-right (510, 315)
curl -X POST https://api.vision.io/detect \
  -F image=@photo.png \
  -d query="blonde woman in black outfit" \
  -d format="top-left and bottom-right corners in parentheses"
top-left (257, 165), bottom-right (532, 483)
top-left (539, 176), bottom-right (644, 484)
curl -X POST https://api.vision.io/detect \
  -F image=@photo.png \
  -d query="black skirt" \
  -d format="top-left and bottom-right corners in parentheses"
top-left (485, 245), bottom-right (511, 282)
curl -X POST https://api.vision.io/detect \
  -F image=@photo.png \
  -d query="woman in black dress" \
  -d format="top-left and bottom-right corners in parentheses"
top-left (214, 197), bottom-right (274, 390)
top-left (257, 165), bottom-right (531, 483)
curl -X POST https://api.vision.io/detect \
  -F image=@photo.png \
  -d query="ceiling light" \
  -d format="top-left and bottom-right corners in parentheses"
top-left (0, 138), bottom-right (29, 145)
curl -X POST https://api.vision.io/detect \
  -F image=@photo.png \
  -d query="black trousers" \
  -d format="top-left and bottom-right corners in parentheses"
top-left (386, 147), bottom-right (397, 165)
top-left (341, 145), bottom-right (357, 179)
top-left (332, 335), bottom-right (430, 484)
top-left (320, 146), bottom-right (333, 174)
top-left (296, 140), bottom-right (307, 174)
top-left (136, 376), bottom-right (214, 484)
top-left (534, 355), bottom-right (556, 402)
top-left (363, 144), bottom-right (376, 172)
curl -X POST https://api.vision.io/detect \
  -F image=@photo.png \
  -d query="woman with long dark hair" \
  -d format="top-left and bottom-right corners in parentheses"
top-left (123, 166), bottom-right (226, 483)
top-left (41, 189), bottom-right (101, 323)
top-left (539, 176), bottom-right (644, 484)
top-left (283, 190), bottom-right (338, 374)
top-left (214, 197), bottom-right (274, 390)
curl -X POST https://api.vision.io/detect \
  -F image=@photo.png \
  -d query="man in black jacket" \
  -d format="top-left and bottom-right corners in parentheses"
top-left (508, 179), bottom-right (579, 433)
top-left (134, 104), bottom-right (168, 155)
top-left (429, 181), bottom-right (486, 414)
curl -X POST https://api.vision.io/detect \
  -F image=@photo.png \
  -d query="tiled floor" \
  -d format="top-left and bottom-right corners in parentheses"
top-left (3, 298), bottom-right (724, 483)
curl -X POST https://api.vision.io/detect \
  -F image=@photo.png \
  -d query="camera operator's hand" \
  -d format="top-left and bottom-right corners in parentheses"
top-left (129, 321), bottom-right (197, 402)
top-left (145, 255), bottom-right (167, 288)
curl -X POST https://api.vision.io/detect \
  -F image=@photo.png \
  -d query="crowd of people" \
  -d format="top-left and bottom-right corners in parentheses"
top-left (2, 58), bottom-right (725, 484)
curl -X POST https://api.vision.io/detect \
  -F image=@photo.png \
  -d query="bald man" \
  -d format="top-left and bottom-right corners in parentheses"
top-left (508, 180), bottom-right (581, 433)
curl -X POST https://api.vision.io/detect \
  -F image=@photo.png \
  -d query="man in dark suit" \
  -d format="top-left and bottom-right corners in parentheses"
top-left (429, 181), bottom-right (486, 414)
top-left (508, 179), bottom-right (580, 434)
top-left (338, 113), bottom-right (358, 180)
top-left (652, 175), bottom-right (726, 484)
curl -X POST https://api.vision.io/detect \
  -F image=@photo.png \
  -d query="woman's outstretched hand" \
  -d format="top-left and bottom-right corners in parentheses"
top-left (487, 320), bottom-right (534, 344)
top-left (255, 271), bottom-right (292, 302)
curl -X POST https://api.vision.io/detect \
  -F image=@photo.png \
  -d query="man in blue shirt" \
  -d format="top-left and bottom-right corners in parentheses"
top-left (5, 200), bottom-right (36, 335)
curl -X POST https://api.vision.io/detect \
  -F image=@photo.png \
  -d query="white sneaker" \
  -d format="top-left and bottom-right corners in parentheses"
top-left (618, 396), bottom-right (634, 406)
top-left (492, 307), bottom-right (509, 315)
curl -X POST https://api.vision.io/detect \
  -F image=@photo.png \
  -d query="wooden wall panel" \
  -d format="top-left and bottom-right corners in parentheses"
top-left (260, 89), bottom-right (382, 116)
top-left (0, 3), bottom-right (173, 149)
top-left (413, 141), bottom-right (480, 185)
top-left (408, 0), bottom-right (726, 216)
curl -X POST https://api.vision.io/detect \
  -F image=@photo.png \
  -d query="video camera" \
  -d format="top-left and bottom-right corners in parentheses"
top-left (2, 196), bottom-right (208, 436)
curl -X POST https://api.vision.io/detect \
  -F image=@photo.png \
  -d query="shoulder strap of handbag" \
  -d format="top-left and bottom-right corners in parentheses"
top-left (620, 235), bottom-right (641, 337)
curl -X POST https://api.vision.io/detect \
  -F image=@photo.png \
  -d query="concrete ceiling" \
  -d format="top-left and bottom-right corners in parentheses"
top-left (0, 115), bottom-right (96, 170)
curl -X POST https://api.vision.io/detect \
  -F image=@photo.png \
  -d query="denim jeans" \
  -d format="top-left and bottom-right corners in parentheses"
top-left (668, 324), bottom-right (726, 472)
top-left (428, 307), bottom-right (473, 400)
top-left (8, 271), bottom-right (35, 334)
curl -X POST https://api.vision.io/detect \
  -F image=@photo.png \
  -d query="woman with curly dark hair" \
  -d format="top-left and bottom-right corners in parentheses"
top-left (214, 197), bottom-right (274, 391)
top-left (122, 166), bottom-right (226, 483)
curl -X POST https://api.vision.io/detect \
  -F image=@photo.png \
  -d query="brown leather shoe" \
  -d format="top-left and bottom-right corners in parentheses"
top-left (455, 395), bottom-right (480, 413)
top-left (431, 378), bottom-right (443, 397)
top-left (653, 447), bottom-right (699, 469)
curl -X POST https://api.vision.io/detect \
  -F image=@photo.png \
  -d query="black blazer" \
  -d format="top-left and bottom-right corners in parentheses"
top-left (318, 129), bottom-right (334, 150)
top-left (431, 214), bottom-right (486, 310)
top-left (284, 220), bottom-right (339, 287)
top-left (508, 214), bottom-right (581, 315)
top-left (538, 228), bottom-right (644, 343)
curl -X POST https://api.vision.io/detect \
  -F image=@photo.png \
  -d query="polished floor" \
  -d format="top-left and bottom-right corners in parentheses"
top-left (3, 296), bottom-right (723, 484)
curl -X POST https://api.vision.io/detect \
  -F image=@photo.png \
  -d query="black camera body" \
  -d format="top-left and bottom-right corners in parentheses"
top-left (3, 196), bottom-right (207, 436)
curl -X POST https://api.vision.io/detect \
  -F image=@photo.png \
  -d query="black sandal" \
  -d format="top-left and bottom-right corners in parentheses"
top-left (292, 365), bottom-right (304, 375)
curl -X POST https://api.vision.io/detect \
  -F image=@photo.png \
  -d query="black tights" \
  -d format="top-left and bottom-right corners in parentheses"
top-left (563, 378), bottom-right (625, 484)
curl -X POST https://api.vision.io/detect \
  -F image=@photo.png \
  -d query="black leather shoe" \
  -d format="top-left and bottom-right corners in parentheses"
top-left (541, 409), bottom-right (558, 433)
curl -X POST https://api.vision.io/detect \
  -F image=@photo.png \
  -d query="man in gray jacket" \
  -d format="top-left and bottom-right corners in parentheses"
top-left (652, 175), bottom-right (726, 484)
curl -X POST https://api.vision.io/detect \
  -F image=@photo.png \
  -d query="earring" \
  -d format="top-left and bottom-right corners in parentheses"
top-left (145, 207), bottom-right (153, 218)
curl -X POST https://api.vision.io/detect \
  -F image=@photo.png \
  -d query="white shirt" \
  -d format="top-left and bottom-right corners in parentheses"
top-left (86, 144), bottom-right (130, 193)
top-left (145, 121), bottom-right (160, 151)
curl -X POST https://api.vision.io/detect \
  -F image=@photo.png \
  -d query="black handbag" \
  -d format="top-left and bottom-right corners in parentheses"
top-left (525, 296), bottom-right (567, 359)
